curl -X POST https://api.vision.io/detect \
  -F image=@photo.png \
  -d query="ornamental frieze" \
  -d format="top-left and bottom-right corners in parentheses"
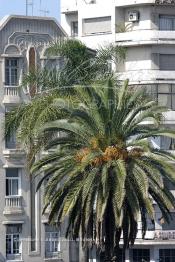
top-left (155, 0), bottom-right (175, 5)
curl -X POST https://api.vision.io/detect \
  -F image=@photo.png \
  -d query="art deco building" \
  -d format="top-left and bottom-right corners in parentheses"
top-left (0, 14), bottom-right (81, 262)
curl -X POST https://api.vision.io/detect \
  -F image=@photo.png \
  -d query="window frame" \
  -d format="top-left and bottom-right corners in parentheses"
top-left (159, 15), bottom-right (175, 31)
top-left (45, 224), bottom-right (60, 256)
top-left (5, 58), bottom-right (19, 86)
top-left (159, 249), bottom-right (175, 262)
top-left (6, 225), bottom-right (22, 257)
top-left (45, 231), bottom-right (60, 253)
top-left (132, 249), bottom-right (150, 262)
top-left (71, 21), bottom-right (78, 37)
top-left (83, 16), bottom-right (111, 35)
top-left (6, 169), bottom-right (21, 197)
top-left (156, 84), bottom-right (175, 110)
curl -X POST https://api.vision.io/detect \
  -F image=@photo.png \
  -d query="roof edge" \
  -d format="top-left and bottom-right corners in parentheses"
top-left (0, 14), bottom-right (68, 36)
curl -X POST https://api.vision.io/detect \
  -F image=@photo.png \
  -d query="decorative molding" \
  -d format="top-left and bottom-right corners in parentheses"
top-left (155, 0), bottom-right (175, 5)
top-left (8, 32), bottom-right (54, 53)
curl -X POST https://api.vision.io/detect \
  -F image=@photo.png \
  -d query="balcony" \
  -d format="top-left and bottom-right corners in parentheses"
top-left (115, 30), bottom-right (175, 46)
top-left (3, 148), bottom-right (26, 168)
top-left (155, 230), bottom-right (175, 241)
top-left (45, 252), bottom-right (63, 261)
top-left (3, 196), bottom-right (24, 215)
top-left (3, 148), bottom-right (25, 159)
top-left (117, 69), bottom-right (175, 84)
top-left (61, 0), bottom-right (78, 14)
top-left (115, 0), bottom-right (160, 7)
top-left (7, 253), bottom-right (22, 262)
top-left (3, 86), bottom-right (21, 104)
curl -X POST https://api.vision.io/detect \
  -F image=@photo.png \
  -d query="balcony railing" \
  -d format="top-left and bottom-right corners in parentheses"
top-left (3, 196), bottom-right (23, 215)
top-left (45, 251), bottom-right (62, 259)
top-left (115, 0), bottom-right (156, 7)
top-left (5, 196), bottom-right (22, 207)
top-left (155, 230), bottom-right (175, 240)
top-left (5, 86), bottom-right (18, 96)
top-left (115, 30), bottom-right (175, 46)
top-left (3, 86), bottom-right (21, 104)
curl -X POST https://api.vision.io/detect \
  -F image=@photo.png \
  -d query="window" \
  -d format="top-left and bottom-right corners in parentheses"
top-left (157, 84), bottom-right (175, 110)
top-left (162, 213), bottom-right (175, 230)
top-left (159, 54), bottom-right (175, 71)
top-left (83, 16), bottom-right (111, 35)
top-left (164, 177), bottom-right (175, 190)
top-left (5, 58), bottom-right (19, 86)
top-left (159, 15), bottom-right (175, 31)
top-left (132, 249), bottom-right (150, 262)
top-left (6, 169), bottom-right (20, 196)
top-left (71, 21), bottom-right (78, 37)
top-left (6, 225), bottom-right (22, 258)
top-left (5, 129), bottom-right (16, 149)
top-left (159, 249), bottom-right (175, 262)
top-left (45, 224), bottom-right (60, 257)
top-left (160, 136), bottom-right (175, 150)
top-left (146, 84), bottom-right (175, 110)
top-left (100, 249), bottom-right (125, 262)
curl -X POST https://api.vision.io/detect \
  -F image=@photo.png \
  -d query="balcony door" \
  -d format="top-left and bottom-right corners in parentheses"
top-left (6, 169), bottom-right (21, 196)
top-left (6, 224), bottom-right (22, 260)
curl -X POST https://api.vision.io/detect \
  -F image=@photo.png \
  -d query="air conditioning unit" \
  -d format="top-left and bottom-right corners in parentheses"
top-left (128, 11), bottom-right (139, 22)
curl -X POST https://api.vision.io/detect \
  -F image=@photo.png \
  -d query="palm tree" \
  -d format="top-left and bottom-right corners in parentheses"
top-left (31, 79), bottom-right (175, 261)
top-left (5, 39), bottom-right (125, 166)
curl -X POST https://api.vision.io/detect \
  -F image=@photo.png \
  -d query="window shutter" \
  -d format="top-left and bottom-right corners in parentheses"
top-left (160, 54), bottom-right (175, 70)
top-left (83, 16), bottom-right (111, 35)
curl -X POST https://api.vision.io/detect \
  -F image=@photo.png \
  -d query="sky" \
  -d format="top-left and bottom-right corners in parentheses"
top-left (0, 0), bottom-right (60, 21)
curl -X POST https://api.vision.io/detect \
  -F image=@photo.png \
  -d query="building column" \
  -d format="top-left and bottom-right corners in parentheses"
top-left (79, 243), bottom-right (88, 262)
top-left (151, 247), bottom-right (159, 262)
top-left (125, 249), bottom-right (130, 262)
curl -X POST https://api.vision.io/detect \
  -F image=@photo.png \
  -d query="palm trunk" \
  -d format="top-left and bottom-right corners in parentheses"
top-left (79, 243), bottom-right (88, 262)
top-left (104, 202), bottom-right (115, 262)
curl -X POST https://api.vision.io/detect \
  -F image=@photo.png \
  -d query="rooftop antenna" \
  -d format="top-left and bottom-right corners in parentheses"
top-left (26, 0), bottom-right (34, 16)
top-left (39, 9), bottom-right (50, 16)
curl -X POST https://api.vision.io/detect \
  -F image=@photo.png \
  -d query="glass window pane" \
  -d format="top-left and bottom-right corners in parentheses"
top-left (6, 169), bottom-right (19, 178)
top-left (12, 179), bottom-right (19, 195)
top-left (162, 213), bottom-right (175, 230)
top-left (13, 234), bottom-right (19, 254)
top-left (160, 16), bottom-right (173, 30)
top-left (6, 225), bottom-right (21, 255)
top-left (158, 94), bottom-right (171, 108)
top-left (172, 95), bottom-right (175, 110)
top-left (5, 58), bottom-right (19, 86)
top-left (158, 84), bottom-right (171, 93)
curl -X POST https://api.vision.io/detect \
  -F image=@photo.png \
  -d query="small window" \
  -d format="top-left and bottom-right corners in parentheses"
top-left (159, 15), bottom-right (175, 31)
top-left (5, 58), bottom-right (19, 86)
top-left (159, 249), bottom-right (175, 262)
top-left (83, 16), bottom-right (111, 35)
top-left (154, 84), bottom-right (175, 110)
top-left (132, 249), bottom-right (150, 262)
top-left (159, 54), bottom-right (175, 71)
top-left (45, 224), bottom-right (60, 257)
top-left (5, 129), bottom-right (16, 149)
top-left (6, 169), bottom-right (20, 196)
top-left (162, 213), bottom-right (175, 230)
top-left (71, 21), bottom-right (78, 37)
top-left (6, 225), bottom-right (22, 258)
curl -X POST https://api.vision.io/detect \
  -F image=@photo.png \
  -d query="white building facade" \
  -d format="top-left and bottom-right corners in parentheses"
top-left (61, 1), bottom-right (175, 261)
